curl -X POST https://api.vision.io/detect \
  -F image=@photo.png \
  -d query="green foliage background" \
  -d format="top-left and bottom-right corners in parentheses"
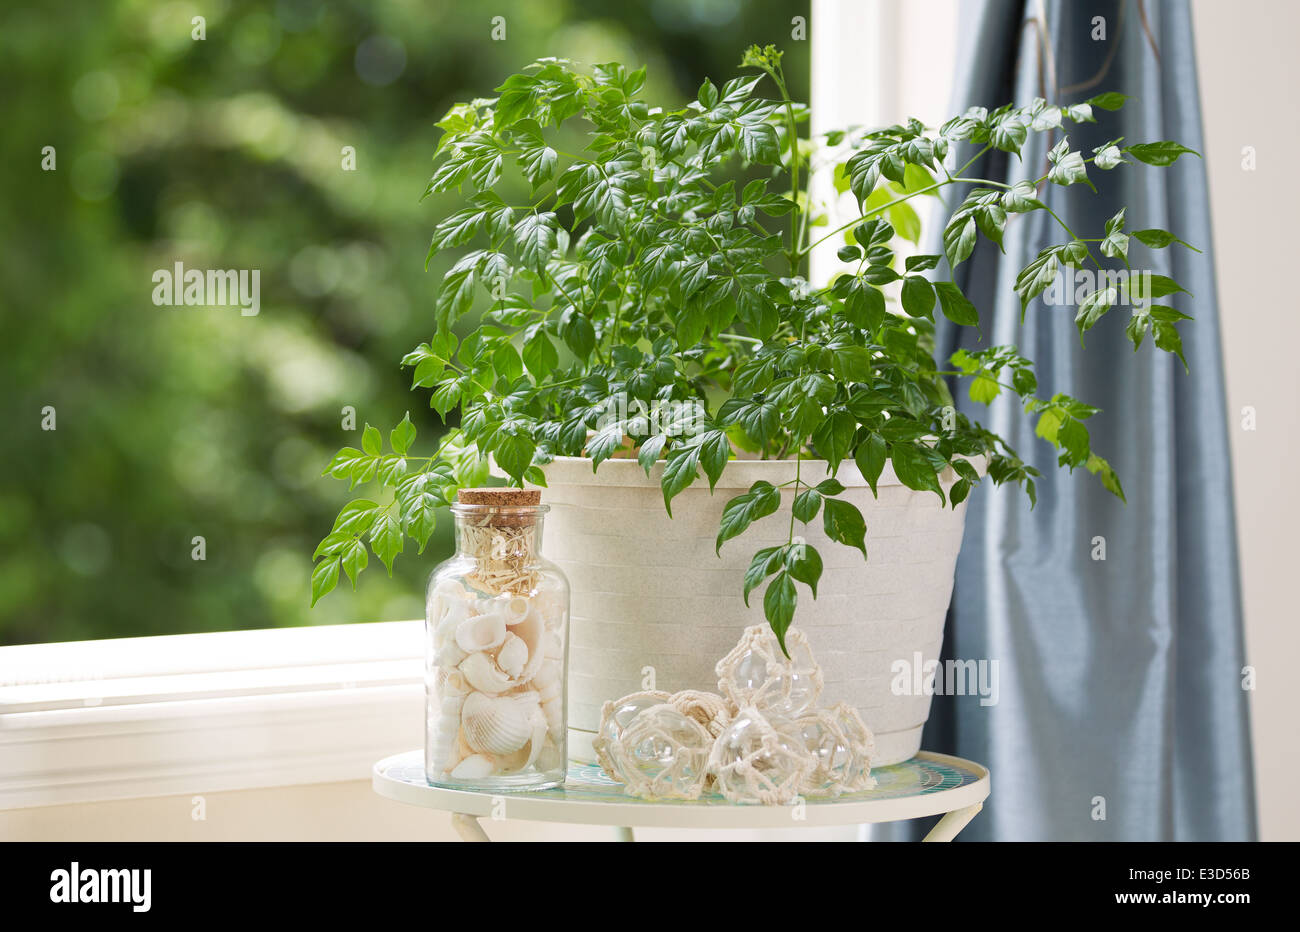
top-left (0, 0), bottom-right (809, 645)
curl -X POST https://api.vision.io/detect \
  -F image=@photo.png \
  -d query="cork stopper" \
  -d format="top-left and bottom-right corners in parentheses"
top-left (454, 487), bottom-right (543, 528)
top-left (456, 487), bottom-right (541, 507)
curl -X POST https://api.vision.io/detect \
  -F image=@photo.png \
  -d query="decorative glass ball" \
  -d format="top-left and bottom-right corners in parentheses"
top-left (706, 705), bottom-right (814, 805)
top-left (604, 704), bottom-right (712, 800)
top-left (715, 625), bottom-right (824, 718)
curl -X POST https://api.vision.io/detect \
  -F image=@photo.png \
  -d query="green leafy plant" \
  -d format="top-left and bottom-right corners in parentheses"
top-left (312, 46), bottom-right (1199, 648)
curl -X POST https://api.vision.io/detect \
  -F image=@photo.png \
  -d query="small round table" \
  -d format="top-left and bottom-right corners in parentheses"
top-left (372, 750), bottom-right (989, 842)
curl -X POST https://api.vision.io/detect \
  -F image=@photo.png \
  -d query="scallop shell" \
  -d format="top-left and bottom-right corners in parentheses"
top-left (461, 691), bottom-right (538, 756)
top-left (459, 651), bottom-right (513, 694)
top-left (455, 611), bottom-right (507, 653)
top-left (497, 633), bottom-right (528, 678)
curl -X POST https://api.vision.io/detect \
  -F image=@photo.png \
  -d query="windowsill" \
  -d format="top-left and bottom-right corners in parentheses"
top-left (0, 622), bottom-right (424, 810)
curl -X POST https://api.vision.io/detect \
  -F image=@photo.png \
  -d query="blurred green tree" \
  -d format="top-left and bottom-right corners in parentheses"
top-left (0, 0), bottom-right (808, 644)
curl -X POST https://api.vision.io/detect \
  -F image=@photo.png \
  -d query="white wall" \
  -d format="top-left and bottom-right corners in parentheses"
top-left (1191, 0), bottom-right (1300, 842)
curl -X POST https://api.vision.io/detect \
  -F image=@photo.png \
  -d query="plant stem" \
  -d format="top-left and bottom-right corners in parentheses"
top-left (764, 61), bottom-right (802, 277)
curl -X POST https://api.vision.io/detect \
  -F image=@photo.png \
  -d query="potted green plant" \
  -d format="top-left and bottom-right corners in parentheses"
top-left (312, 46), bottom-right (1198, 764)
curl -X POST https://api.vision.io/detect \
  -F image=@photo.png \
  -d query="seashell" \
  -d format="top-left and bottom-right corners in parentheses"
top-left (497, 633), bottom-right (528, 678)
top-left (534, 737), bottom-right (563, 773)
top-left (434, 667), bottom-right (469, 697)
top-left (512, 608), bottom-right (547, 682)
top-left (449, 754), bottom-right (495, 780)
top-left (532, 659), bottom-right (562, 702)
top-left (523, 704), bottom-right (549, 769)
top-left (461, 691), bottom-right (539, 756)
top-left (459, 651), bottom-right (513, 694)
top-left (434, 641), bottom-right (468, 669)
top-left (503, 595), bottom-right (531, 625)
top-left (433, 594), bottom-right (468, 642)
top-left (428, 692), bottom-right (464, 775)
top-left (542, 695), bottom-right (563, 740)
top-left (431, 578), bottom-right (468, 602)
top-left (543, 629), bottom-right (563, 660)
top-left (455, 611), bottom-right (507, 653)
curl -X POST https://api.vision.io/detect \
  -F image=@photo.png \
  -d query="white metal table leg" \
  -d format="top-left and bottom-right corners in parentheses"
top-left (921, 803), bottom-right (982, 842)
top-left (452, 812), bottom-right (491, 842)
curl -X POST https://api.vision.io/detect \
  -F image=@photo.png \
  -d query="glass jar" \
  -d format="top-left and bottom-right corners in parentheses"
top-left (424, 488), bottom-right (569, 790)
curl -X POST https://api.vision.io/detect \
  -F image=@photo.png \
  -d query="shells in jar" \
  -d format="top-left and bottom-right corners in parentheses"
top-left (461, 691), bottom-right (539, 756)
top-left (455, 611), bottom-right (507, 653)
top-left (458, 651), bottom-right (514, 695)
top-left (496, 633), bottom-right (528, 678)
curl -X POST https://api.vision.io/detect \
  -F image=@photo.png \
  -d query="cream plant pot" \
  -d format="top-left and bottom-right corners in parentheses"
top-left (535, 454), bottom-right (973, 767)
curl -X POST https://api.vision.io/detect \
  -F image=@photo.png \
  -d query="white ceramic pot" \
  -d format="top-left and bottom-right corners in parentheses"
top-left (536, 455), bottom-right (972, 767)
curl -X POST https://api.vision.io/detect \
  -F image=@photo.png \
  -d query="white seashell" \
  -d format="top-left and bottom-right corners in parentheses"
top-left (434, 595), bottom-right (468, 641)
top-left (449, 754), bottom-right (495, 780)
top-left (535, 737), bottom-right (563, 773)
top-left (429, 696), bottom-right (464, 775)
top-left (434, 641), bottom-right (468, 669)
top-left (532, 659), bottom-right (562, 702)
top-left (510, 608), bottom-right (547, 682)
top-left (455, 611), bottom-right (507, 653)
top-left (432, 578), bottom-right (468, 601)
top-left (459, 652), bottom-right (513, 694)
top-left (543, 629), bottom-right (564, 660)
top-left (461, 692), bottom-right (539, 756)
top-left (523, 705), bottom-right (549, 769)
top-left (497, 633), bottom-right (528, 678)
top-left (472, 598), bottom-right (496, 616)
top-left (434, 667), bottom-right (469, 697)
top-left (503, 595), bottom-right (531, 625)
top-left (542, 695), bottom-right (563, 740)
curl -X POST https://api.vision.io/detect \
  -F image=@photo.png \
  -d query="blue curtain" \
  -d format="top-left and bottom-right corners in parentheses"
top-left (883, 0), bottom-right (1256, 840)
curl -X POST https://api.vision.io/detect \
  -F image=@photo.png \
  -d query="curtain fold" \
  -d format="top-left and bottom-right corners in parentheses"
top-left (881, 0), bottom-right (1255, 841)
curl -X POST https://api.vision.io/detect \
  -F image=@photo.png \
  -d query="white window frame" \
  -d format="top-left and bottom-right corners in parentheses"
top-left (0, 622), bottom-right (424, 809)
